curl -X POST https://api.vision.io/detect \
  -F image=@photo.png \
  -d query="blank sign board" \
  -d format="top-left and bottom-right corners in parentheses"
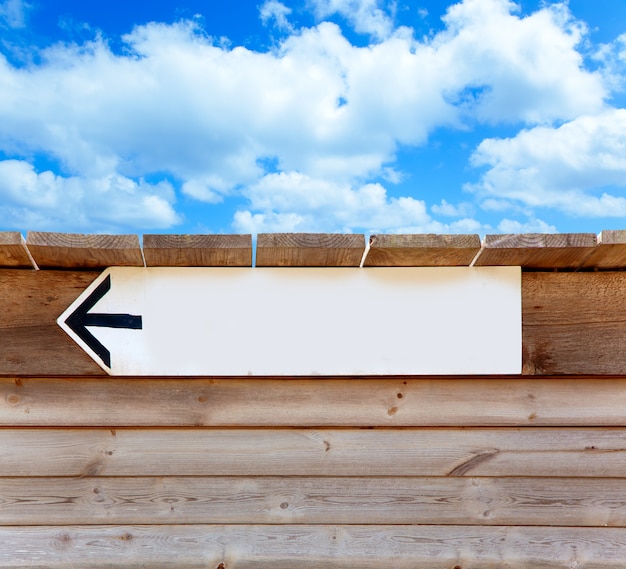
top-left (58, 266), bottom-right (521, 376)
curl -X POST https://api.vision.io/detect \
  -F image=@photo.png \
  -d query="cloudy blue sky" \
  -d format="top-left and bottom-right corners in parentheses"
top-left (1, 0), bottom-right (625, 235)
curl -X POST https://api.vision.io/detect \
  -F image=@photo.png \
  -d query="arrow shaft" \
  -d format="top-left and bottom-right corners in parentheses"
top-left (83, 314), bottom-right (143, 329)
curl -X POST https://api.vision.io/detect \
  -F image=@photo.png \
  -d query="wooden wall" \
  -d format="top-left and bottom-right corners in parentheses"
top-left (2, 231), bottom-right (626, 567)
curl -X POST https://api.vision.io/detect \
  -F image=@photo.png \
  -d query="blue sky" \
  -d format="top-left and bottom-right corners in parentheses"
top-left (1, 0), bottom-right (626, 236)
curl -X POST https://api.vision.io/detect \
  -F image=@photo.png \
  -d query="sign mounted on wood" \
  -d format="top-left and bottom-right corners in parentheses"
top-left (57, 266), bottom-right (521, 376)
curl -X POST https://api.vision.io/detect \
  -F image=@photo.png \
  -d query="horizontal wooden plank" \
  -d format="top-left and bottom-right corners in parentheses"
top-left (1, 428), bottom-right (624, 477)
top-left (256, 233), bottom-right (365, 266)
top-left (26, 232), bottom-right (144, 268)
top-left (473, 233), bottom-right (597, 269)
top-left (2, 476), bottom-right (625, 527)
top-left (4, 269), bottom-right (626, 376)
top-left (143, 234), bottom-right (252, 267)
top-left (582, 230), bottom-right (626, 269)
top-left (364, 234), bottom-right (481, 266)
top-left (522, 272), bottom-right (626, 374)
top-left (2, 525), bottom-right (626, 568)
top-left (2, 376), bottom-right (626, 427)
top-left (0, 270), bottom-right (105, 376)
top-left (0, 232), bottom-right (35, 268)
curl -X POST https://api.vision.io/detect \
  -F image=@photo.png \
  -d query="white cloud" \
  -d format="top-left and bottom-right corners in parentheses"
top-left (260, 0), bottom-right (294, 32)
top-left (0, 0), bottom-right (30, 29)
top-left (309, 0), bottom-right (395, 40)
top-left (469, 108), bottom-right (626, 217)
top-left (431, 199), bottom-right (474, 217)
top-left (0, 0), bottom-right (615, 232)
top-left (496, 218), bottom-right (557, 234)
top-left (0, 160), bottom-right (180, 231)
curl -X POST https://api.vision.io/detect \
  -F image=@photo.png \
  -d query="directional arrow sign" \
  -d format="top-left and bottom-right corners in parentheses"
top-left (58, 266), bottom-right (521, 376)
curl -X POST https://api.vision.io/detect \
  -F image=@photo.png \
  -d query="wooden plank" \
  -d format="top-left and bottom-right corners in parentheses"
top-left (143, 234), bottom-right (252, 267)
top-left (2, 376), bottom-right (626, 427)
top-left (0, 270), bottom-right (105, 376)
top-left (523, 271), bottom-right (626, 374)
top-left (582, 230), bottom-right (626, 269)
top-left (1, 428), bottom-right (624, 477)
top-left (473, 233), bottom-right (597, 269)
top-left (26, 232), bottom-right (143, 268)
top-left (2, 525), bottom-right (626, 568)
top-left (256, 233), bottom-right (365, 266)
top-left (364, 234), bottom-right (480, 266)
top-left (2, 476), bottom-right (625, 526)
top-left (0, 232), bottom-right (36, 268)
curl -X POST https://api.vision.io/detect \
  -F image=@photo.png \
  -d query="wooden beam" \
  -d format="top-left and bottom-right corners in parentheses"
top-left (2, 525), bottom-right (626, 568)
top-left (364, 234), bottom-right (480, 266)
top-left (1, 428), bottom-right (624, 477)
top-left (2, 476), bottom-right (624, 526)
top-left (522, 271), bottom-right (626, 374)
top-left (582, 230), bottom-right (626, 269)
top-left (26, 232), bottom-right (144, 269)
top-left (256, 233), bottom-right (365, 266)
top-left (0, 232), bottom-right (36, 268)
top-left (143, 234), bottom-right (252, 267)
top-left (0, 270), bottom-right (105, 376)
top-left (2, 376), bottom-right (626, 427)
top-left (473, 233), bottom-right (597, 269)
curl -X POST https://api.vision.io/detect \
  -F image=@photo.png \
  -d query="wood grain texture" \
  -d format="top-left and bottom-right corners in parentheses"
top-left (582, 230), bottom-right (626, 269)
top-left (1, 428), bottom-right (624, 477)
top-left (143, 234), bottom-right (252, 267)
top-left (2, 376), bottom-right (626, 426)
top-left (364, 234), bottom-right (481, 266)
top-left (2, 525), bottom-right (626, 568)
top-left (0, 270), bottom-right (105, 376)
top-left (522, 271), bottom-right (626, 374)
top-left (26, 232), bottom-right (144, 268)
top-left (0, 232), bottom-right (36, 268)
top-left (256, 233), bottom-right (365, 266)
top-left (2, 476), bottom-right (625, 526)
top-left (473, 233), bottom-right (597, 269)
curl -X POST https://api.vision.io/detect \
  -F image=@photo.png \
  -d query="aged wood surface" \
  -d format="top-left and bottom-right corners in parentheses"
top-left (256, 233), bottom-right (365, 266)
top-left (0, 270), bottom-right (105, 376)
top-left (522, 271), bottom-right (626, 374)
top-left (2, 476), bottom-right (625, 526)
top-left (364, 234), bottom-right (481, 266)
top-left (3, 269), bottom-right (626, 376)
top-left (582, 230), bottom-right (626, 269)
top-left (26, 232), bottom-right (144, 269)
top-left (0, 232), bottom-right (35, 268)
top-left (473, 233), bottom-right (597, 268)
top-left (2, 376), bottom-right (626, 426)
top-left (2, 525), bottom-right (626, 568)
top-left (1, 428), bottom-right (624, 477)
top-left (143, 234), bottom-right (252, 267)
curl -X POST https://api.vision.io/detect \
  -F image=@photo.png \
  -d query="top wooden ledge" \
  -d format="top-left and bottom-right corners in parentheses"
top-left (2, 230), bottom-right (626, 270)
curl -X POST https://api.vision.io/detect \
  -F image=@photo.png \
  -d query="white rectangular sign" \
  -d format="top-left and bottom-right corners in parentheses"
top-left (58, 266), bottom-right (521, 376)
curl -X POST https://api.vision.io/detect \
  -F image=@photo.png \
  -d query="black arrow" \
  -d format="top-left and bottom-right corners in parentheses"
top-left (64, 274), bottom-right (142, 368)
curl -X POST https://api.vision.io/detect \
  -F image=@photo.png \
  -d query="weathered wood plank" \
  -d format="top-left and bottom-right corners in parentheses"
top-left (473, 233), bottom-right (597, 268)
top-left (2, 476), bottom-right (625, 526)
top-left (582, 230), bottom-right (626, 269)
top-left (2, 376), bottom-right (626, 426)
top-left (0, 232), bottom-right (36, 268)
top-left (256, 233), bottom-right (365, 266)
top-left (0, 270), bottom-right (105, 376)
top-left (4, 269), bottom-right (626, 376)
top-left (26, 232), bottom-right (144, 268)
top-left (2, 525), bottom-right (626, 568)
top-left (364, 234), bottom-right (481, 266)
top-left (1, 428), bottom-right (624, 477)
top-left (143, 234), bottom-right (252, 267)
top-left (522, 271), bottom-right (626, 374)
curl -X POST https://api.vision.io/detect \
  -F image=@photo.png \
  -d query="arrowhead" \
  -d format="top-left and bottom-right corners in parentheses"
top-left (64, 274), bottom-right (142, 369)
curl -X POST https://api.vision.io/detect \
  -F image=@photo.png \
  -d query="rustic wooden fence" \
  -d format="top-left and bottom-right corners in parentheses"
top-left (1, 231), bottom-right (626, 567)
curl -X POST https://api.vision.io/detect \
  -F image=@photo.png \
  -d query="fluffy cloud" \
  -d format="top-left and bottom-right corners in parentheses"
top-left (0, 0), bottom-right (616, 232)
top-left (0, 0), bottom-right (30, 29)
top-left (469, 108), bottom-right (626, 217)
